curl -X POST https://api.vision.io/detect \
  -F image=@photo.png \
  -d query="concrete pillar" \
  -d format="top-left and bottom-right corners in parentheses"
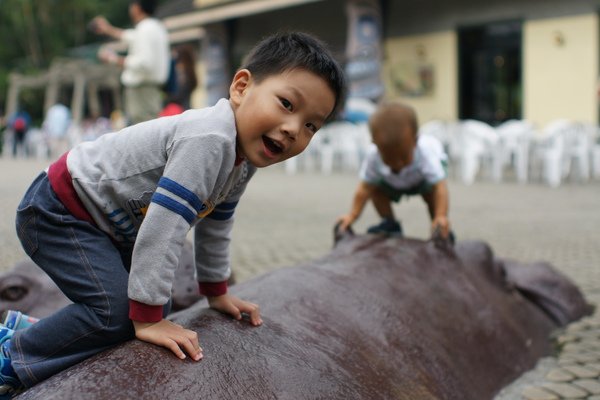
top-left (44, 78), bottom-right (60, 114)
top-left (71, 73), bottom-right (86, 124)
top-left (5, 74), bottom-right (22, 118)
top-left (112, 83), bottom-right (123, 113)
top-left (87, 82), bottom-right (100, 118)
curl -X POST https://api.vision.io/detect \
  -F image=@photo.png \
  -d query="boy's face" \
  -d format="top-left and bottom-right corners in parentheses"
top-left (229, 68), bottom-right (335, 168)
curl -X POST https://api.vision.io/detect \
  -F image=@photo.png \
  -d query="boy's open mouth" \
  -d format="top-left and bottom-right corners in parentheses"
top-left (262, 136), bottom-right (283, 155)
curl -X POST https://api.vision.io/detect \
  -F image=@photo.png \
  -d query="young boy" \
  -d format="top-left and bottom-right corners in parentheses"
top-left (1, 32), bottom-right (346, 396)
top-left (336, 101), bottom-right (452, 241)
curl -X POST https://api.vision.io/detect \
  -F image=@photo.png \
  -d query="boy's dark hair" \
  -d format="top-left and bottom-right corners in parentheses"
top-left (241, 32), bottom-right (347, 121)
top-left (131, 0), bottom-right (158, 15)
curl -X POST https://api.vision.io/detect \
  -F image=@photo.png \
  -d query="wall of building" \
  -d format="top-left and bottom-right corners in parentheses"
top-left (524, 13), bottom-right (599, 127)
top-left (195, 0), bottom-right (229, 7)
top-left (185, 0), bottom-right (600, 127)
top-left (385, 0), bottom-right (600, 36)
top-left (384, 0), bottom-right (600, 127)
top-left (230, 0), bottom-right (348, 66)
top-left (382, 31), bottom-right (458, 125)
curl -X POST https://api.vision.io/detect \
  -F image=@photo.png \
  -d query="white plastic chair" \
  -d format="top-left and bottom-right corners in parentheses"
top-left (419, 120), bottom-right (450, 148)
top-left (454, 120), bottom-right (499, 185)
top-left (493, 119), bottom-right (535, 183)
top-left (563, 122), bottom-right (593, 182)
top-left (285, 121), bottom-right (368, 175)
top-left (420, 120), bottom-right (461, 178)
top-left (25, 128), bottom-right (49, 160)
top-left (593, 143), bottom-right (600, 179)
top-left (530, 119), bottom-right (573, 187)
top-left (317, 121), bottom-right (363, 174)
top-left (590, 124), bottom-right (600, 179)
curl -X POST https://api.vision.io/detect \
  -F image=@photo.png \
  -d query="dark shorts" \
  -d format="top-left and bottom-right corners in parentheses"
top-left (375, 161), bottom-right (448, 203)
top-left (375, 179), bottom-right (434, 203)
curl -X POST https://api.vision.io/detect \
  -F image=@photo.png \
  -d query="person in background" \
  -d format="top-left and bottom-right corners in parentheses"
top-left (336, 100), bottom-right (453, 242)
top-left (172, 45), bottom-right (198, 110)
top-left (7, 109), bottom-right (31, 158)
top-left (42, 103), bottom-right (71, 159)
top-left (92, 0), bottom-right (169, 125)
top-left (159, 46), bottom-right (199, 117)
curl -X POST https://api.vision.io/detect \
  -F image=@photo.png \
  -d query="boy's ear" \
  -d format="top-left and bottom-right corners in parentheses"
top-left (229, 69), bottom-right (252, 107)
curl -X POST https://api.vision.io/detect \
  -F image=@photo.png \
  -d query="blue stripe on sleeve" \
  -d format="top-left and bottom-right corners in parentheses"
top-left (114, 216), bottom-right (130, 226)
top-left (107, 209), bottom-right (125, 218)
top-left (158, 177), bottom-right (205, 213)
top-left (206, 210), bottom-right (235, 221)
top-left (151, 193), bottom-right (196, 224)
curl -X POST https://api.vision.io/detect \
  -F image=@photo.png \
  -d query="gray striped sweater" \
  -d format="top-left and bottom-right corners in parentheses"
top-left (63, 99), bottom-right (256, 321)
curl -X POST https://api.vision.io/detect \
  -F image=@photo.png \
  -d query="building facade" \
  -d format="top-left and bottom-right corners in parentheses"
top-left (159, 0), bottom-right (600, 128)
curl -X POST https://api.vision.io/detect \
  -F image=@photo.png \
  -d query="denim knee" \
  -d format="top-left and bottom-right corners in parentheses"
top-left (94, 297), bottom-right (134, 341)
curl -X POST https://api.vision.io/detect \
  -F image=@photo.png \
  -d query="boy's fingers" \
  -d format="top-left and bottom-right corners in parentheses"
top-left (164, 339), bottom-right (186, 360)
top-left (184, 329), bottom-right (201, 350)
top-left (178, 336), bottom-right (203, 361)
top-left (223, 302), bottom-right (242, 320)
top-left (250, 310), bottom-right (263, 326)
top-left (239, 302), bottom-right (262, 326)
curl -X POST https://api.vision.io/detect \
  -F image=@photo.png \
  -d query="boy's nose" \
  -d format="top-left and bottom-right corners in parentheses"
top-left (281, 121), bottom-right (299, 141)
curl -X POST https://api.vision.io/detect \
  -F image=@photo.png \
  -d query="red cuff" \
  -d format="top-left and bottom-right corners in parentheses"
top-left (198, 281), bottom-right (228, 297)
top-left (129, 300), bottom-right (163, 322)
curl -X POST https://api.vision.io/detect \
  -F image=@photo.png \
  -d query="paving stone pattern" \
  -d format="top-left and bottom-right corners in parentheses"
top-left (1, 158), bottom-right (599, 399)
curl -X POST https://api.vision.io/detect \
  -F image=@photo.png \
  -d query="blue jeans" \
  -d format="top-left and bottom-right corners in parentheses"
top-left (12, 172), bottom-right (169, 387)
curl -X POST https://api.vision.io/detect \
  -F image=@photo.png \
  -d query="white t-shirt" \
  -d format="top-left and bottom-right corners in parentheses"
top-left (43, 103), bottom-right (71, 138)
top-left (121, 18), bottom-right (169, 87)
top-left (359, 134), bottom-right (447, 189)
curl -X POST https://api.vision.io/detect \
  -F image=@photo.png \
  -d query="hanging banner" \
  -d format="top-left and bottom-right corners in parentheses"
top-left (201, 23), bottom-right (230, 106)
top-left (345, 0), bottom-right (384, 101)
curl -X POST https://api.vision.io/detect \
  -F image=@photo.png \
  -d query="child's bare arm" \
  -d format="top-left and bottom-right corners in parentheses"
top-left (425, 180), bottom-right (451, 237)
top-left (208, 294), bottom-right (262, 326)
top-left (336, 181), bottom-right (373, 231)
top-left (133, 319), bottom-right (203, 361)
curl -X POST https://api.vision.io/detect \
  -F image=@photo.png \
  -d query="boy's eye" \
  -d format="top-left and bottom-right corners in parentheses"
top-left (280, 98), bottom-right (293, 111)
top-left (305, 122), bottom-right (318, 134)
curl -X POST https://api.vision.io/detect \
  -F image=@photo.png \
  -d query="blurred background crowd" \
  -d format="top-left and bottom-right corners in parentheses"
top-left (1, 0), bottom-right (600, 188)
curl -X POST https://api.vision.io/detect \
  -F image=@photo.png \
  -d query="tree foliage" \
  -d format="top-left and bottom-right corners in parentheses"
top-left (0, 0), bottom-right (149, 115)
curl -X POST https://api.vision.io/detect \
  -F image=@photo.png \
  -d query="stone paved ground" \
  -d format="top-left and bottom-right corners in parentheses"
top-left (0, 157), bottom-right (599, 399)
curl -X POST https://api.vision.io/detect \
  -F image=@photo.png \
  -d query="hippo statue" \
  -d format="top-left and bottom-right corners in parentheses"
top-left (13, 233), bottom-right (591, 400)
top-left (0, 259), bottom-right (71, 319)
top-left (0, 240), bottom-right (236, 319)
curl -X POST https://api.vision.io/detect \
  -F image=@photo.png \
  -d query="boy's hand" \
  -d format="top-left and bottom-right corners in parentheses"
top-left (431, 216), bottom-right (450, 238)
top-left (208, 294), bottom-right (262, 326)
top-left (336, 214), bottom-right (356, 232)
top-left (133, 319), bottom-right (203, 361)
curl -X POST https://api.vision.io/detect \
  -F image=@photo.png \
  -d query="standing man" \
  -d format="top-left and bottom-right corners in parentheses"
top-left (92, 0), bottom-right (169, 125)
